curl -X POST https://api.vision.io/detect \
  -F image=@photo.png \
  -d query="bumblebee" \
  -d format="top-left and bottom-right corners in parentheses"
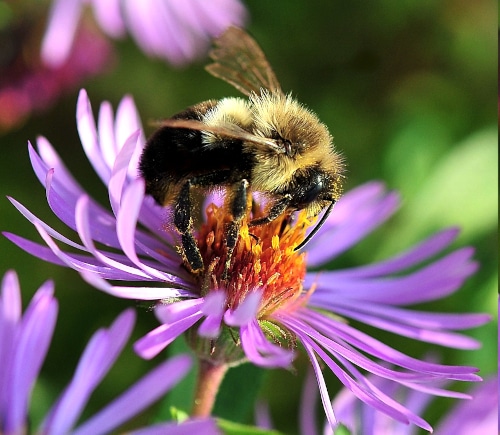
top-left (139, 27), bottom-right (344, 274)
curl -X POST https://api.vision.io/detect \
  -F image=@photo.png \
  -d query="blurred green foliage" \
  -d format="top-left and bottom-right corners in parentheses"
top-left (0, 1), bottom-right (496, 434)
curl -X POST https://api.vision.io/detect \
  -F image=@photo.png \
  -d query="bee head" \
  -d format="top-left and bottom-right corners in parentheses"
top-left (248, 91), bottom-right (344, 221)
top-left (251, 91), bottom-right (332, 158)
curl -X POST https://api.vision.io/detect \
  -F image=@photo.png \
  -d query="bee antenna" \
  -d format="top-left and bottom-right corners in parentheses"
top-left (294, 200), bottom-right (336, 251)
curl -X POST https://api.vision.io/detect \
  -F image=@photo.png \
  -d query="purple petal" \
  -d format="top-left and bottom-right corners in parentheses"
top-left (3, 231), bottom-right (91, 269)
top-left (307, 247), bottom-right (478, 305)
top-left (323, 227), bottom-right (460, 279)
top-left (9, 196), bottom-right (166, 280)
top-left (314, 300), bottom-right (489, 349)
top-left (30, 221), bottom-right (128, 278)
top-left (330, 374), bottom-right (435, 435)
top-left (396, 380), bottom-right (471, 400)
top-left (240, 319), bottom-right (295, 368)
top-left (136, 197), bottom-right (177, 244)
top-left (7, 282), bottom-right (57, 435)
top-left (306, 182), bottom-right (400, 266)
top-left (44, 168), bottom-right (124, 249)
top-left (35, 144), bottom-right (182, 267)
top-left (0, 271), bottom-right (22, 422)
top-left (74, 194), bottom-right (185, 280)
top-left (75, 195), bottom-right (153, 279)
top-left (114, 94), bottom-right (145, 179)
top-left (278, 313), bottom-right (435, 384)
top-left (198, 0), bottom-right (248, 32)
top-left (72, 354), bottom-right (192, 435)
top-left (122, 1), bottom-right (171, 60)
top-left (201, 290), bottom-right (226, 316)
top-left (42, 310), bottom-right (135, 435)
top-left (224, 291), bottom-right (262, 326)
top-left (155, 299), bottom-right (205, 323)
top-left (1, 270), bottom-right (22, 322)
top-left (80, 271), bottom-right (195, 299)
top-left (90, 0), bottom-right (125, 38)
top-left (299, 369), bottom-right (319, 435)
top-left (198, 291), bottom-right (226, 337)
top-left (41, 0), bottom-right (83, 67)
top-left (300, 331), bottom-right (433, 431)
top-left (77, 89), bottom-right (111, 184)
top-left (254, 401), bottom-right (273, 430)
top-left (108, 130), bottom-right (140, 216)
top-left (116, 179), bottom-right (181, 281)
top-left (198, 314), bottom-right (224, 338)
top-left (134, 314), bottom-right (203, 359)
top-left (435, 377), bottom-right (498, 435)
top-left (97, 100), bottom-right (118, 172)
top-left (161, 2), bottom-right (202, 62)
top-left (4, 229), bottom-right (168, 281)
top-left (290, 309), bottom-right (481, 381)
top-left (8, 197), bottom-right (84, 250)
top-left (300, 338), bottom-right (338, 430)
top-left (32, 137), bottom-right (84, 195)
top-left (280, 309), bottom-right (481, 395)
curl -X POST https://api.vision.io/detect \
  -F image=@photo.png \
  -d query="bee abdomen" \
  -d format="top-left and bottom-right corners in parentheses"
top-left (139, 101), bottom-right (254, 206)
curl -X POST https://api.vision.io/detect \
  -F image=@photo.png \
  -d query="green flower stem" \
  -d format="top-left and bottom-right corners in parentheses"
top-left (192, 359), bottom-right (228, 417)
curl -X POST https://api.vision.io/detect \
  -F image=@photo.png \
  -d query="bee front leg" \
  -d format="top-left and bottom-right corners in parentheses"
top-left (174, 181), bottom-right (204, 273)
top-left (248, 194), bottom-right (292, 227)
top-left (223, 179), bottom-right (250, 280)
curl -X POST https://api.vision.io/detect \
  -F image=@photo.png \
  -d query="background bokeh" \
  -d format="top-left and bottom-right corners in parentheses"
top-left (0, 1), bottom-right (497, 433)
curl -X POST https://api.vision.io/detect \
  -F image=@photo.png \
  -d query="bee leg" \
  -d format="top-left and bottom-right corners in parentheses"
top-left (174, 181), bottom-right (204, 273)
top-left (248, 194), bottom-right (292, 227)
top-left (223, 179), bottom-right (250, 279)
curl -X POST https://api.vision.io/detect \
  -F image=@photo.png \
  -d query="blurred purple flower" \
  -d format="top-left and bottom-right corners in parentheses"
top-left (4, 90), bottom-right (490, 431)
top-left (0, 270), bottom-right (217, 435)
top-left (434, 376), bottom-right (497, 435)
top-left (320, 371), bottom-right (498, 435)
top-left (0, 16), bottom-right (112, 133)
top-left (257, 370), bottom-right (497, 434)
top-left (42, 0), bottom-right (248, 67)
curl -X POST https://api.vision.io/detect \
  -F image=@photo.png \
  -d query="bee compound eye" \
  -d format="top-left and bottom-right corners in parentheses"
top-left (292, 173), bottom-right (325, 209)
top-left (302, 181), bottom-right (323, 204)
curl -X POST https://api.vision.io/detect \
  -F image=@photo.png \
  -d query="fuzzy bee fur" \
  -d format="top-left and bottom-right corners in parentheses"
top-left (139, 27), bottom-right (344, 274)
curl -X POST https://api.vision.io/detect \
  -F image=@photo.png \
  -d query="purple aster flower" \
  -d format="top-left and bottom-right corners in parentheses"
top-left (42, 0), bottom-right (248, 67)
top-left (434, 376), bottom-right (497, 435)
top-left (263, 368), bottom-right (497, 434)
top-left (0, 269), bottom-right (217, 435)
top-left (264, 370), bottom-right (498, 435)
top-left (4, 90), bottom-right (489, 430)
top-left (322, 371), bottom-right (498, 434)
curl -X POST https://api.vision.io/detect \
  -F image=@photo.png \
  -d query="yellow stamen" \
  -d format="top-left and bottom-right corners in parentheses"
top-left (193, 203), bottom-right (314, 318)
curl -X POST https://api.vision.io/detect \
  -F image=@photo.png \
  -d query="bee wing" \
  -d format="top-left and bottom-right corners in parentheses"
top-left (152, 118), bottom-right (285, 153)
top-left (206, 26), bottom-right (282, 97)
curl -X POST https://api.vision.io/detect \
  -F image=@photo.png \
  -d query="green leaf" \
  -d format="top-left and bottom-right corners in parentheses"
top-left (378, 126), bottom-right (497, 258)
top-left (334, 423), bottom-right (352, 435)
top-left (214, 363), bottom-right (266, 422)
top-left (216, 418), bottom-right (284, 435)
top-left (406, 127), bottom-right (497, 241)
top-left (168, 407), bottom-right (189, 423)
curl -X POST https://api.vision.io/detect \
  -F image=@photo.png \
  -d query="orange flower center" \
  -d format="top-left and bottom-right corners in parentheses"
top-left (192, 203), bottom-right (311, 318)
